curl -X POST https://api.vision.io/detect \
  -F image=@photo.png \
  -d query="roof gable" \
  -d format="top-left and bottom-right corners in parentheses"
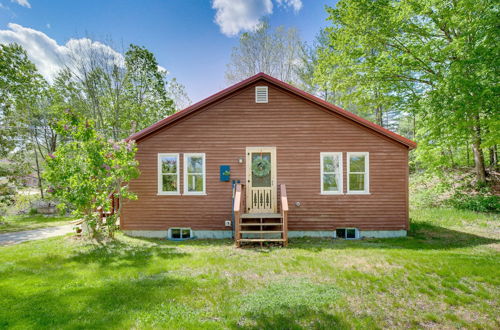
top-left (127, 73), bottom-right (416, 149)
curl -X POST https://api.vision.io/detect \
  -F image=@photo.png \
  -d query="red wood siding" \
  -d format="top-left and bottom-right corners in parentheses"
top-left (122, 81), bottom-right (409, 232)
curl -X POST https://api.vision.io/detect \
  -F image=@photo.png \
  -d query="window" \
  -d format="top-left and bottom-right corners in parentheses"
top-left (255, 86), bottom-right (268, 103)
top-left (158, 153), bottom-right (179, 195)
top-left (169, 228), bottom-right (192, 240)
top-left (184, 153), bottom-right (206, 195)
top-left (347, 152), bottom-right (369, 194)
top-left (320, 152), bottom-right (343, 194)
top-left (336, 228), bottom-right (359, 239)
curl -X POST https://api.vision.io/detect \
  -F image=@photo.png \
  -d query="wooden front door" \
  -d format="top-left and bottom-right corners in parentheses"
top-left (246, 147), bottom-right (277, 213)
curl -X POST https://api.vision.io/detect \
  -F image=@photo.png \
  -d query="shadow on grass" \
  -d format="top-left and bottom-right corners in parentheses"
top-left (126, 235), bottom-right (233, 247)
top-left (0, 272), bottom-right (196, 329)
top-left (68, 239), bottom-right (189, 268)
top-left (235, 307), bottom-right (349, 330)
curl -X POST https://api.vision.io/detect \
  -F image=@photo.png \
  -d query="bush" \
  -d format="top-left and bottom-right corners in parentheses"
top-left (11, 192), bottom-right (38, 214)
top-left (410, 172), bottom-right (453, 209)
top-left (0, 183), bottom-right (16, 215)
top-left (411, 169), bottom-right (499, 213)
top-left (448, 193), bottom-right (499, 213)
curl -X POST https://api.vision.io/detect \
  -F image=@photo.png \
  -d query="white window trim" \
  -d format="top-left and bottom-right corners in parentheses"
top-left (183, 153), bottom-right (206, 195)
top-left (347, 152), bottom-right (370, 194)
top-left (320, 152), bottom-right (343, 195)
top-left (158, 153), bottom-right (180, 195)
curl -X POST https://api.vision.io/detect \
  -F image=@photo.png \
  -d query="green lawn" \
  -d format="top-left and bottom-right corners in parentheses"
top-left (0, 215), bottom-right (74, 233)
top-left (0, 208), bottom-right (498, 329)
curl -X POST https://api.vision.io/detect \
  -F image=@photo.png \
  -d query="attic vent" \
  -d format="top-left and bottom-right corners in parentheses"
top-left (255, 86), bottom-right (268, 103)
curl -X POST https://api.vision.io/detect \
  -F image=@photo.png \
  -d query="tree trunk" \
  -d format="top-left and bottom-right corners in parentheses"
top-left (448, 147), bottom-right (455, 168)
top-left (471, 126), bottom-right (486, 183)
top-left (466, 141), bottom-right (470, 167)
top-left (34, 149), bottom-right (44, 199)
top-left (489, 145), bottom-right (497, 168)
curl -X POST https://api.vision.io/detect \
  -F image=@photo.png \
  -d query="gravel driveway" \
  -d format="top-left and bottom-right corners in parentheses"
top-left (0, 225), bottom-right (74, 246)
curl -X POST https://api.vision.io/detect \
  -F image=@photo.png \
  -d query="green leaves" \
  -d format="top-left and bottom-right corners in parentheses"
top-left (315, 0), bottom-right (499, 181)
top-left (44, 110), bottom-right (139, 237)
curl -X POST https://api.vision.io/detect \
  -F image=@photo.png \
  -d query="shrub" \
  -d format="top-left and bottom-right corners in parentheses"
top-left (44, 110), bottom-right (139, 238)
top-left (11, 192), bottom-right (38, 214)
top-left (411, 170), bottom-right (499, 213)
top-left (410, 172), bottom-right (453, 209)
top-left (448, 193), bottom-right (499, 213)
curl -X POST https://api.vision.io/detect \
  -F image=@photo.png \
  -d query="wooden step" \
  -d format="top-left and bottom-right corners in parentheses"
top-left (241, 213), bottom-right (282, 219)
top-left (240, 223), bottom-right (282, 226)
top-left (238, 239), bottom-right (285, 242)
top-left (240, 231), bottom-right (283, 234)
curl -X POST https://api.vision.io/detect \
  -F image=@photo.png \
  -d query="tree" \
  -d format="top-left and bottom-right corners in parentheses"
top-left (44, 110), bottom-right (139, 238)
top-left (62, 42), bottom-right (180, 140)
top-left (226, 19), bottom-right (303, 84)
top-left (0, 43), bottom-right (51, 196)
top-left (296, 30), bottom-right (338, 104)
top-left (0, 44), bottom-right (45, 155)
top-left (124, 44), bottom-right (176, 136)
top-left (316, 0), bottom-right (499, 183)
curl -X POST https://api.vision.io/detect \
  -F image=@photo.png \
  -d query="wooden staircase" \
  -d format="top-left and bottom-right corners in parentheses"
top-left (234, 184), bottom-right (288, 247)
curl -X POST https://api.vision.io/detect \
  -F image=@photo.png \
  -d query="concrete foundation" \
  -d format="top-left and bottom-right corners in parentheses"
top-left (123, 229), bottom-right (407, 239)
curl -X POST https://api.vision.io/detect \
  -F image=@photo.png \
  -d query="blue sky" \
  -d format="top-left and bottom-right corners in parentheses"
top-left (0, 0), bottom-right (334, 103)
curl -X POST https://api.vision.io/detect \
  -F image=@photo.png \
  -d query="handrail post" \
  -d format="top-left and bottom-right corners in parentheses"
top-left (233, 184), bottom-right (242, 247)
top-left (280, 184), bottom-right (289, 247)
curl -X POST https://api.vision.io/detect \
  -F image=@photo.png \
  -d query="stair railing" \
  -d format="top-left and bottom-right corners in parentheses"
top-left (280, 184), bottom-right (289, 246)
top-left (233, 183), bottom-right (243, 246)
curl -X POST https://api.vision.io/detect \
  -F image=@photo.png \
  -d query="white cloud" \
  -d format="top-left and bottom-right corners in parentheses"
top-left (211, 0), bottom-right (302, 36)
top-left (11, 0), bottom-right (31, 8)
top-left (276, 0), bottom-right (302, 12)
top-left (0, 23), bottom-right (125, 81)
top-left (212, 0), bottom-right (273, 36)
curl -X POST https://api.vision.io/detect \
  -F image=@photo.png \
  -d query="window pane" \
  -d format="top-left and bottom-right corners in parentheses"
top-left (187, 174), bottom-right (203, 192)
top-left (171, 228), bottom-right (181, 239)
top-left (162, 174), bottom-right (177, 192)
top-left (346, 229), bottom-right (356, 239)
top-left (181, 229), bottom-right (191, 238)
top-left (187, 156), bottom-right (203, 173)
top-left (323, 155), bottom-right (339, 173)
top-left (161, 156), bottom-right (177, 174)
top-left (349, 173), bottom-right (365, 191)
top-left (323, 173), bottom-right (339, 192)
top-left (349, 155), bottom-right (365, 172)
top-left (336, 229), bottom-right (346, 238)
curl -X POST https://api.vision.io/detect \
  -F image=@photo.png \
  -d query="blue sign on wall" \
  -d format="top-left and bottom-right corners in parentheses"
top-left (220, 165), bottom-right (230, 182)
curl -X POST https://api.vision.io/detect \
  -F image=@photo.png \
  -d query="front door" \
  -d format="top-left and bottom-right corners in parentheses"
top-left (246, 147), bottom-right (277, 213)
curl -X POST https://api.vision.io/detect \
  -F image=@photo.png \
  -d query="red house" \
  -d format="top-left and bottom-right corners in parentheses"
top-left (122, 73), bottom-right (416, 246)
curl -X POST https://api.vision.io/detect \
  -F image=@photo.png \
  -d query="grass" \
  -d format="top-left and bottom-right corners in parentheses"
top-left (0, 214), bottom-right (74, 233)
top-left (0, 208), bottom-right (498, 329)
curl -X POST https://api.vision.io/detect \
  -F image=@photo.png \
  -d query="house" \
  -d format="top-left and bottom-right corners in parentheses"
top-left (122, 73), bottom-right (416, 246)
